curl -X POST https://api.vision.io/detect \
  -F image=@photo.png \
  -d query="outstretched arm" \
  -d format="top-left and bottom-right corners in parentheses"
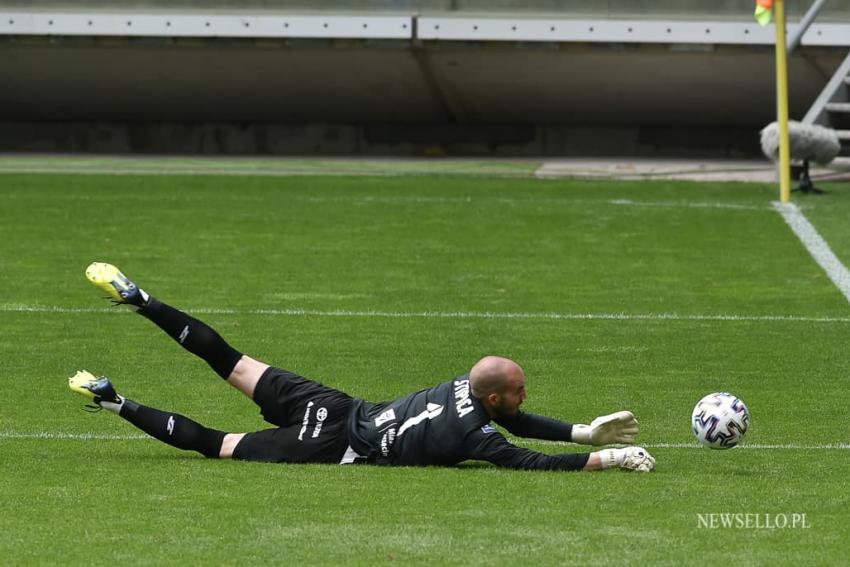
top-left (495, 410), bottom-right (639, 446)
top-left (583, 447), bottom-right (655, 472)
top-left (571, 411), bottom-right (640, 446)
top-left (467, 429), bottom-right (654, 472)
top-left (494, 412), bottom-right (574, 441)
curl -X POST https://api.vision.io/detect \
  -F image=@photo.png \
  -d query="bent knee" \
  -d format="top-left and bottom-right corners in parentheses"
top-left (219, 433), bottom-right (247, 459)
top-left (227, 356), bottom-right (270, 398)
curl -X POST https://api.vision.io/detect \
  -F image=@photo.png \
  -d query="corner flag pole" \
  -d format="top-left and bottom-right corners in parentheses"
top-left (774, 0), bottom-right (792, 203)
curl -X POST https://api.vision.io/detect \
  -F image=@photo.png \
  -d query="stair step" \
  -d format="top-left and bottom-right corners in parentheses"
top-left (826, 102), bottom-right (850, 113)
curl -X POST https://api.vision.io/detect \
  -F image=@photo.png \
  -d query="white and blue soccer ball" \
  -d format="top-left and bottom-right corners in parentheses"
top-left (692, 392), bottom-right (750, 449)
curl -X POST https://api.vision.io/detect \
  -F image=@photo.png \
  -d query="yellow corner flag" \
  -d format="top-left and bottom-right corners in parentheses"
top-left (755, 0), bottom-right (774, 26)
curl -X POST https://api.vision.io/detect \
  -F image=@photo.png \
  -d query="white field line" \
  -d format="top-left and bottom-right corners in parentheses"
top-left (297, 196), bottom-right (774, 210)
top-left (774, 201), bottom-right (850, 305)
top-left (0, 431), bottom-right (149, 440)
top-left (525, 439), bottom-right (850, 450)
top-left (645, 442), bottom-right (850, 450)
top-left (607, 199), bottom-right (770, 211)
top-left (2, 431), bottom-right (847, 450)
top-left (2, 304), bottom-right (850, 323)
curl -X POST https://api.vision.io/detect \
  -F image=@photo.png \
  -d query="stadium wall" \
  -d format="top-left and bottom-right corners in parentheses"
top-left (1, 7), bottom-right (848, 157)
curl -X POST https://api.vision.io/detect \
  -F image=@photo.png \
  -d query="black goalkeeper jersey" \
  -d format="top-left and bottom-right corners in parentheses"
top-left (346, 374), bottom-right (590, 470)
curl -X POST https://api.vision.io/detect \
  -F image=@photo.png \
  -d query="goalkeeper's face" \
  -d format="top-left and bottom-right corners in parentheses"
top-left (491, 374), bottom-right (527, 418)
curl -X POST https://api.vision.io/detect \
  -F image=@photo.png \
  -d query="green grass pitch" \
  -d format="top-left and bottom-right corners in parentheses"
top-left (1, 169), bottom-right (849, 564)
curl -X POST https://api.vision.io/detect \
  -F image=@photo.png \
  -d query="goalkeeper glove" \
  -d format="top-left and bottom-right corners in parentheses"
top-left (571, 410), bottom-right (639, 446)
top-left (597, 446), bottom-right (655, 472)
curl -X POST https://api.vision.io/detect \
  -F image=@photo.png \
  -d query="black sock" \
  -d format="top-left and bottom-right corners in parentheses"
top-left (119, 399), bottom-right (227, 458)
top-left (138, 298), bottom-right (243, 379)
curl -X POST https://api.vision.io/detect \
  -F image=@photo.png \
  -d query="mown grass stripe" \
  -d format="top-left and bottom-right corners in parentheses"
top-left (2, 304), bottom-right (849, 323)
top-left (2, 431), bottom-right (847, 449)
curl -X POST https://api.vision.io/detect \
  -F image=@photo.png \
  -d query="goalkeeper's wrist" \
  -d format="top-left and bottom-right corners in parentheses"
top-left (571, 424), bottom-right (592, 445)
top-left (596, 448), bottom-right (625, 470)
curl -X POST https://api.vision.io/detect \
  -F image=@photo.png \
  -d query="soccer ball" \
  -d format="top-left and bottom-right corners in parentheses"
top-left (692, 392), bottom-right (750, 449)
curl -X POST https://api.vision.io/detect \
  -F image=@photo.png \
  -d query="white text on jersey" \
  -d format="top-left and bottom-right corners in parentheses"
top-left (454, 379), bottom-right (475, 418)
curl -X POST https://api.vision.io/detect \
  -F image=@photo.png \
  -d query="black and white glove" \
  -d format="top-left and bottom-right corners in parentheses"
top-left (571, 411), bottom-right (639, 446)
top-left (598, 446), bottom-right (656, 472)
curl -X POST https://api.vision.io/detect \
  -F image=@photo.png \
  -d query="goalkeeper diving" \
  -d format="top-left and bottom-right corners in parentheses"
top-left (69, 262), bottom-right (656, 473)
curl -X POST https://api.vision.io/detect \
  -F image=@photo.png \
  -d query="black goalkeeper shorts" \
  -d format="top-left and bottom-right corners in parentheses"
top-left (232, 367), bottom-right (353, 464)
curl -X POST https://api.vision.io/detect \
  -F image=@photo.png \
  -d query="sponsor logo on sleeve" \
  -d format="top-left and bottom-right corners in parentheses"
top-left (481, 424), bottom-right (496, 434)
top-left (375, 408), bottom-right (396, 427)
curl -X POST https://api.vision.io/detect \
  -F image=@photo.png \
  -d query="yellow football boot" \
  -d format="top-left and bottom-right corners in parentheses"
top-left (85, 262), bottom-right (148, 308)
top-left (68, 370), bottom-right (122, 410)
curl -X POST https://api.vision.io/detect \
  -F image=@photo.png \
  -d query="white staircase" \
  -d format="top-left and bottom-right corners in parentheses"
top-left (804, 52), bottom-right (850, 160)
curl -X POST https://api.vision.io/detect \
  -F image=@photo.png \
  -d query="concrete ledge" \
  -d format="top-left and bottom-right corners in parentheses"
top-left (417, 17), bottom-right (850, 46)
top-left (2, 11), bottom-right (849, 46)
top-left (0, 12), bottom-right (412, 39)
